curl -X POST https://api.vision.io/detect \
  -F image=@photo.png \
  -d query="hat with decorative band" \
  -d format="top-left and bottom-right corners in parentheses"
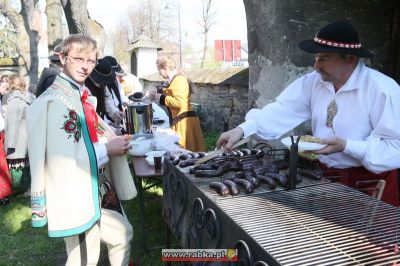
top-left (298, 21), bottom-right (374, 58)
top-left (89, 58), bottom-right (116, 86)
top-left (103, 55), bottom-right (125, 76)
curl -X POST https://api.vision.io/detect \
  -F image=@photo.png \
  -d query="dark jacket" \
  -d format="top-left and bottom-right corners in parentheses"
top-left (36, 65), bottom-right (61, 97)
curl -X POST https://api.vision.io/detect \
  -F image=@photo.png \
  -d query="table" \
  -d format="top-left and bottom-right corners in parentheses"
top-left (131, 156), bottom-right (163, 251)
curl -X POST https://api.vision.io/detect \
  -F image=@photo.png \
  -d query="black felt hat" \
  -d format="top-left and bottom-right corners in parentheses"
top-left (89, 58), bottom-right (116, 86)
top-left (103, 55), bottom-right (125, 76)
top-left (298, 21), bottom-right (374, 58)
top-left (48, 45), bottom-right (61, 61)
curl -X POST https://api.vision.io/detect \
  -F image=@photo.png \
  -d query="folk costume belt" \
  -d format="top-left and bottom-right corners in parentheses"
top-left (171, 110), bottom-right (197, 126)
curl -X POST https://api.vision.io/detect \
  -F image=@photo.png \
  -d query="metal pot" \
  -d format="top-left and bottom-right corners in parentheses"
top-left (125, 102), bottom-right (153, 134)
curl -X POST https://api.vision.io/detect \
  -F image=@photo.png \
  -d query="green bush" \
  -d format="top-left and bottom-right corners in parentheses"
top-left (204, 131), bottom-right (220, 151)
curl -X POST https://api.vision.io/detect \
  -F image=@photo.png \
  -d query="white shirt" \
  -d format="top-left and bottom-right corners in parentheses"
top-left (240, 61), bottom-right (400, 173)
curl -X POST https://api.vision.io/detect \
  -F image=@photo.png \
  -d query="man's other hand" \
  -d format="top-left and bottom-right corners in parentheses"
top-left (313, 136), bottom-right (346, 155)
top-left (216, 127), bottom-right (244, 150)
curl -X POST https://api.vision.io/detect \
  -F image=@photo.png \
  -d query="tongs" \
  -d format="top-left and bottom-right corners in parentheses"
top-left (195, 136), bottom-right (252, 165)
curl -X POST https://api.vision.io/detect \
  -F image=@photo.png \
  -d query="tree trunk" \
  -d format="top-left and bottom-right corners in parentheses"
top-left (201, 30), bottom-right (208, 68)
top-left (0, 0), bottom-right (39, 86)
top-left (60, 0), bottom-right (89, 34)
top-left (46, 0), bottom-right (64, 53)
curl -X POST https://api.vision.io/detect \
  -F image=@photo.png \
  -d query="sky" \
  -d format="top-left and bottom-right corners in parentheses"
top-left (87, 0), bottom-right (248, 50)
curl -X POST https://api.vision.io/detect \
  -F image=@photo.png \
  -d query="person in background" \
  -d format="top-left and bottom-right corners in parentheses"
top-left (27, 34), bottom-right (136, 265)
top-left (36, 45), bottom-right (63, 97)
top-left (103, 56), bottom-right (128, 125)
top-left (85, 58), bottom-right (125, 134)
top-left (0, 79), bottom-right (8, 109)
top-left (4, 75), bottom-right (35, 195)
top-left (0, 75), bottom-right (10, 114)
top-left (148, 56), bottom-right (206, 152)
top-left (217, 21), bottom-right (400, 206)
top-left (0, 112), bottom-right (12, 206)
top-left (116, 67), bottom-right (143, 97)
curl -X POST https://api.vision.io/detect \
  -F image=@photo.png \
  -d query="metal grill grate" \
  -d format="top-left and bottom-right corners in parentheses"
top-left (217, 182), bottom-right (400, 266)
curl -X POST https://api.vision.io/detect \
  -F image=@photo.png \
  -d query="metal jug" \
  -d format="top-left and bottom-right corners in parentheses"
top-left (125, 102), bottom-right (153, 134)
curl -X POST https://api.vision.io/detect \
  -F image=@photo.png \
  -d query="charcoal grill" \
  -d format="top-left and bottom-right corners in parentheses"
top-left (163, 151), bottom-right (400, 266)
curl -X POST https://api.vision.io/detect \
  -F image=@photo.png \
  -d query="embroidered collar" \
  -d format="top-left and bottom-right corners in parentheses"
top-left (60, 73), bottom-right (85, 91)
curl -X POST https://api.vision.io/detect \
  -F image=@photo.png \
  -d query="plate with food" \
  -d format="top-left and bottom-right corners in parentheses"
top-left (281, 135), bottom-right (326, 152)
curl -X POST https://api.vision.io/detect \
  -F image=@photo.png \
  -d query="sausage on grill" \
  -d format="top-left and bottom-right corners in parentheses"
top-left (255, 174), bottom-right (277, 189)
top-left (234, 178), bottom-right (254, 194)
top-left (209, 182), bottom-right (230, 196)
top-left (223, 179), bottom-right (240, 195)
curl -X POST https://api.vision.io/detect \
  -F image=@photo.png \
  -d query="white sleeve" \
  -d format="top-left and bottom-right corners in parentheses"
top-left (343, 87), bottom-right (400, 173)
top-left (93, 142), bottom-right (109, 168)
top-left (239, 76), bottom-right (311, 140)
top-left (117, 80), bottom-right (129, 104)
top-left (104, 86), bottom-right (119, 116)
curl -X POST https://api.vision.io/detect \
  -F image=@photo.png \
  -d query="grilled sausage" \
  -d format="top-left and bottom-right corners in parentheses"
top-left (195, 168), bottom-right (224, 177)
top-left (179, 153), bottom-right (192, 160)
top-left (172, 157), bottom-right (180, 165)
top-left (209, 182), bottom-right (230, 196)
top-left (255, 174), bottom-right (277, 189)
top-left (179, 158), bottom-right (197, 168)
top-left (223, 179), bottom-right (240, 195)
top-left (196, 152), bottom-right (207, 158)
top-left (234, 178), bottom-right (254, 194)
top-left (220, 161), bottom-right (242, 172)
top-left (241, 160), bottom-right (263, 171)
top-left (187, 152), bottom-right (200, 159)
top-left (253, 166), bottom-right (278, 175)
top-left (266, 173), bottom-right (288, 187)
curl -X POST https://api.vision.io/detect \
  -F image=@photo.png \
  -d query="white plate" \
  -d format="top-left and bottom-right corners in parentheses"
top-left (281, 136), bottom-right (326, 153)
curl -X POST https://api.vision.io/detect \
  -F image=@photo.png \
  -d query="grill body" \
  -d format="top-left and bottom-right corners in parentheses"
top-left (163, 159), bottom-right (400, 266)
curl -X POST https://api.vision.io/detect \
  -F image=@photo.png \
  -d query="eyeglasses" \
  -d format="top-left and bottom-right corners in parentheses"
top-left (67, 55), bottom-right (97, 67)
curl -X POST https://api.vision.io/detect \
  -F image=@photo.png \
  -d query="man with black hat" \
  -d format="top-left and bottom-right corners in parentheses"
top-left (217, 21), bottom-right (400, 206)
top-left (35, 45), bottom-right (63, 97)
top-left (103, 56), bottom-right (129, 125)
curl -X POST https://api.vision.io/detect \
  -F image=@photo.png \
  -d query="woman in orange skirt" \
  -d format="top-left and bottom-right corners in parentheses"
top-left (148, 56), bottom-right (206, 152)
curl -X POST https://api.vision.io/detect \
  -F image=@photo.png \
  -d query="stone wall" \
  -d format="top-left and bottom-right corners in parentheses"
top-left (142, 81), bottom-right (248, 133)
top-left (243, 0), bottom-right (400, 109)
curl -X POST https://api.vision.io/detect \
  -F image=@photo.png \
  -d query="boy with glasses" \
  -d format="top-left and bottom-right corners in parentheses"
top-left (27, 34), bottom-right (136, 265)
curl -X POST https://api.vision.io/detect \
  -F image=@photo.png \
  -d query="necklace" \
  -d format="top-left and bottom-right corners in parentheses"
top-left (326, 99), bottom-right (338, 133)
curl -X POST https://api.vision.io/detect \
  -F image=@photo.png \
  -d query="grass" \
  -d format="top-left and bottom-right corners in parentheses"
top-left (0, 131), bottom-right (221, 266)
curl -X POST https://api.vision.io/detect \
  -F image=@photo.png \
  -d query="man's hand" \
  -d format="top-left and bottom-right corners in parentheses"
top-left (149, 92), bottom-right (161, 103)
top-left (105, 135), bottom-right (131, 156)
top-left (111, 110), bottom-right (125, 124)
top-left (313, 136), bottom-right (346, 155)
top-left (216, 127), bottom-right (244, 149)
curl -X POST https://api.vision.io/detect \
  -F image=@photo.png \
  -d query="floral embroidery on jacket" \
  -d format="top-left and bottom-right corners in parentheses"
top-left (62, 109), bottom-right (81, 142)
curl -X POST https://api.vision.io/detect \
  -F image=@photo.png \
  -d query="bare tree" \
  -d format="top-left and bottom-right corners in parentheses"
top-left (125, 0), bottom-right (174, 43)
top-left (199, 0), bottom-right (216, 68)
top-left (60, 0), bottom-right (88, 34)
top-left (0, 0), bottom-right (40, 85)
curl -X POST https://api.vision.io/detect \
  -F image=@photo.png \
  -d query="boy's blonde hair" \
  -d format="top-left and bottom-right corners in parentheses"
top-left (59, 34), bottom-right (99, 58)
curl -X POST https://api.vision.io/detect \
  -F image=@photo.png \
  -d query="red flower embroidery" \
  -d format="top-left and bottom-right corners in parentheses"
top-left (62, 109), bottom-right (81, 142)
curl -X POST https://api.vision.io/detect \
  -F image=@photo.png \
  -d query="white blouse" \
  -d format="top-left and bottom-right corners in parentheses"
top-left (240, 61), bottom-right (400, 173)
